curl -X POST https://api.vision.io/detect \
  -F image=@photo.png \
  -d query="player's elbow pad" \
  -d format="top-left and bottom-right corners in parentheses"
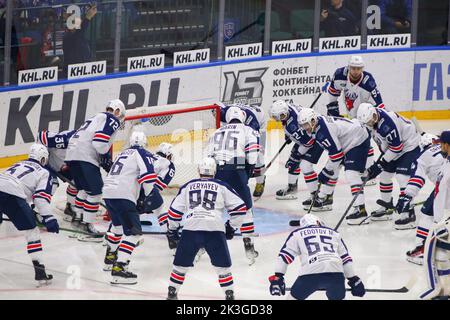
top-left (92, 141), bottom-right (111, 155)
top-left (33, 198), bottom-right (53, 217)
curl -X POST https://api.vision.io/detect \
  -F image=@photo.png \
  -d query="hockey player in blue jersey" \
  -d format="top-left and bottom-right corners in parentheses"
top-left (268, 214), bottom-right (365, 300)
top-left (138, 142), bottom-right (176, 230)
top-left (37, 129), bottom-right (78, 218)
top-left (269, 100), bottom-right (335, 210)
top-left (166, 157), bottom-right (251, 300)
top-left (208, 106), bottom-right (260, 264)
top-left (0, 144), bottom-right (59, 286)
top-left (65, 99), bottom-right (126, 238)
top-left (218, 102), bottom-right (267, 197)
top-left (102, 131), bottom-right (157, 284)
top-left (357, 103), bottom-right (421, 228)
top-left (298, 108), bottom-right (371, 224)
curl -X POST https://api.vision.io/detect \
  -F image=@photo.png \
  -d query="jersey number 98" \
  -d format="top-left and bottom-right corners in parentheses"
top-left (189, 190), bottom-right (217, 211)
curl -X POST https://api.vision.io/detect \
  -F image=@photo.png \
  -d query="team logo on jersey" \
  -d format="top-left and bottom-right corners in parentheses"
top-left (222, 68), bottom-right (268, 105)
top-left (224, 22), bottom-right (235, 40)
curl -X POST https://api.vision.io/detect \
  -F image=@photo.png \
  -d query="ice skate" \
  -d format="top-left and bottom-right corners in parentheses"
top-left (370, 199), bottom-right (395, 221)
top-left (308, 195), bottom-right (333, 212)
top-left (346, 205), bottom-right (369, 225)
top-left (77, 223), bottom-right (104, 242)
top-left (225, 289), bottom-right (235, 300)
top-left (253, 177), bottom-right (266, 198)
top-left (33, 260), bottom-right (52, 287)
top-left (394, 209), bottom-right (416, 230)
top-left (276, 182), bottom-right (298, 200)
top-left (406, 244), bottom-right (424, 265)
top-left (111, 261), bottom-right (137, 285)
top-left (167, 286), bottom-right (178, 300)
top-left (103, 247), bottom-right (118, 271)
top-left (243, 237), bottom-right (258, 265)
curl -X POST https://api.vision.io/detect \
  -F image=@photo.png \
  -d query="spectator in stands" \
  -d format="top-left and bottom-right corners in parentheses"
top-left (377, 0), bottom-right (412, 34)
top-left (320, 0), bottom-right (358, 37)
top-left (62, 3), bottom-right (97, 78)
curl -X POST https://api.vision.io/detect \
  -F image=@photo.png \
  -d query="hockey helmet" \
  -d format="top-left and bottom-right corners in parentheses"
top-left (198, 157), bottom-right (217, 177)
top-left (107, 99), bottom-right (126, 121)
top-left (298, 108), bottom-right (318, 133)
top-left (357, 103), bottom-right (378, 127)
top-left (157, 142), bottom-right (174, 160)
top-left (129, 130), bottom-right (147, 148)
top-left (299, 214), bottom-right (323, 228)
top-left (29, 143), bottom-right (49, 166)
top-left (225, 106), bottom-right (246, 124)
top-left (348, 55), bottom-right (364, 68)
top-left (270, 100), bottom-right (289, 121)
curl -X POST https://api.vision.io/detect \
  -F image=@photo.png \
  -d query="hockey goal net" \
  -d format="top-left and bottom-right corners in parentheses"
top-left (114, 103), bottom-right (221, 188)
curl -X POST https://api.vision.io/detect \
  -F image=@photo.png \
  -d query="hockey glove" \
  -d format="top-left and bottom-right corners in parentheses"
top-left (367, 158), bottom-right (388, 180)
top-left (318, 168), bottom-right (334, 185)
top-left (348, 276), bottom-right (365, 297)
top-left (285, 150), bottom-right (302, 169)
top-left (42, 215), bottom-right (59, 233)
top-left (268, 273), bottom-right (286, 296)
top-left (99, 153), bottom-right (113, 173)
top-left (321, 82), bottom-right (330, 93)
top-left (167, 228), bottom-right (180, 249)
top-left (285, 134), bottom-right (292, 145)
top-left (245, 163), bottom-right (255, 178)
top-left (225, 220), bottom-right (236, 240)
top-left (396, 194), bottom-right (413, 213)
top-left (326, 101), bottom-right (341, 117)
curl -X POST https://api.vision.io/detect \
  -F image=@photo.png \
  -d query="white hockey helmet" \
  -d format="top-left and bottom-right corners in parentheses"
top-left (225, 106), bottom-right (246, 123)
top-left (299, 214), bottom-right (323, 228)
top-left (129, 130), bottom-right (147, 147)
top-left (420, 133), bottom-right (438, 150)
top-left (270, 100), bottom-right (289, 121)
top-left (157, 142), bottom-right (174, 160)
top-left (107, 99), bottom-right (126, 120)
top-left (348, 55), bottom-right (364, 68)
top-left (198, 157), bottom-right (217, 177)
top-left (29, 143), bottom-right (49, 166)
top-left (357, 103), bottom-right (378, 126)
top-left (298, 108), bottom-right (318, 133)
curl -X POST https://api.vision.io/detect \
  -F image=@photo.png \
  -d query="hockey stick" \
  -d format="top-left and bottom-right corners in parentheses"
top-left (285, 274), bottom-right (417, 293)
top-left (142, 230), bottom-right (259, 237)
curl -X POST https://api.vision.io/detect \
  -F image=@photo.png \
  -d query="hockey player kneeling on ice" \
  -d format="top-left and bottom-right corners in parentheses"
top-left (208, 106), bottom-right (259, 264)
top-left (65, 99), bottom-right (126, 239)
top-left (420, 130), bottom-right (450, 300)
top-left (102, 131), bottom-right (156, 284)
top-left (166, 157), bottom-right (250, 300)
top-left (37, 129), bottom-right (78, 219)
top-left (298, 109), bottom-right (371, 224)
top-left (357, 104), bottom-right (420, 228)
top-left (218, 102), bottom-right (268, 197)
top-left (397, 134), bottom-right (444, 264)
top-left (139, 142), bottom-right (175, 228)
top-left (0, 144), bottom-right (59, 286)
top-left (268, 214), bottom-right (365, 300)
top-left (269, 100), bottom-right (329, 208)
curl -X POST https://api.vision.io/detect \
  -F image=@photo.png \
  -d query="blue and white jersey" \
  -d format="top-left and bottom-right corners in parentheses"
top-left (37, 130), bottom-right (76, 172)
top-left (103, 146), bottom-right (156, 204)
top-left (313, 116), bottom-right (369, 171)
top-left (168, 178), bottom-right (249, 232)
top-left (282, 104), bottom-right (316, 155)
top-left (152, 153), bottom-right (176, 191)
top-left (219, 104), bottom-right (267, 132)
top-left (208, 123), bottom-right (260, 166)
top-left (275, 226), bottom-right (356, 278)
top-left (434, 156), bottom-right (450, 223)
top-left (328, 67), bottom-right (384, 119)
top-left (0, 159), bottom-right (56, 216)
top-left (406, 144), bottom-right (445, 198)
top-left (371, 109), bottom-right (420, 163)
top-left (66, 112), bottom-right (121, 167)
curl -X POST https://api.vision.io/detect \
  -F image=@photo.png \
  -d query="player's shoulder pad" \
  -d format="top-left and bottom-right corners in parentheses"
top-left (377, 111), bottom-right (395, 136)
top-left (333, 67), bottom-right (348, 81)
top-left (360, 71), bottom-right (377, 90)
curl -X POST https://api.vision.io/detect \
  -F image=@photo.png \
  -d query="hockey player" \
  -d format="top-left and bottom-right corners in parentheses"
top-left (138, 142), bottom-right (175, 229)
top-left (357, 103), bottom-right (421, 228)
top-left (65, 99), bottom-right (126, 238)
top-left (166, 157), bottom-right (250, 300)
top-left (208, 106), bottom-right (260, 264)
top-left (268, 214), bottom-right (365, 300)
top-left (396, 134), bottom-right (445, 264)
top-left (269, 100), bottom-right (333, 211)
top-left (218, 102), bottom-right (268, 197)
top-left (37, 129), bottom-right (78, 218)
top-left (297, 108), bottom-right (371, 224)
top-left (420, 130), bottom-right (450, 300)
top-left (102, 131), bottom-right (156, 284)
top-left (0, 144), bottom-right (59, 285)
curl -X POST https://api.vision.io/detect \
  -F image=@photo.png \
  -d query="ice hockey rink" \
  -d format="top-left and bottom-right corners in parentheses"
top-left (0, 119), bottom-right (448, 300)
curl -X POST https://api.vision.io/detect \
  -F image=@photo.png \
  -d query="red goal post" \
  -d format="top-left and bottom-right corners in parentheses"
top-left (116, 103), bottom-right (221, 187)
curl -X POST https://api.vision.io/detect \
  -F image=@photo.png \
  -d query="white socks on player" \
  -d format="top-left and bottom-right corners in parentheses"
top-left (346, 170), bottom-right (364, 206)
top-left (215, 267), bottom-right (234, 293)
top-left (25, 227), bottom-right (43, 262)
top-left (117, 235), bottom-right (140, 263)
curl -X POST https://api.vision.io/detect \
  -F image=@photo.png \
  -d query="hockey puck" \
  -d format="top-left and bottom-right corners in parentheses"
top-left (289, 220), bottom-right (300, 227)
